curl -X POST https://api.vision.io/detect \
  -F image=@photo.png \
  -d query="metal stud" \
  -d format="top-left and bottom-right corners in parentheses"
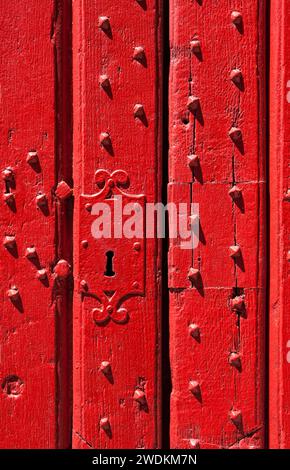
top-left (98, 16), bottom-right (111, 33)
top-left (36, 269), bottom-right (48, 280)
top-left (26, 151), bottom-right (39, 165)
top-left (99, 74), bottom-right (110, 90)
top-left (55, 180), bottom-right (73, 201)
top-left (2, 167), bottom-right (14, 182)
top-left (100, 417), bottom-right (111, 433)
top-left (99, 132), bottom-right (111, 148)
top-left (189, 380), bottom-right (201, 399)
top-left (229, 352), bottom-right (242, 369)
top-left (187, 96), bottom-right (200, 114)
top-left (188, 267), bottom-right (200, 283)
top-left (3, 193), bottom-right (15, 205)
top-left (231, 11), bottom-right (243, 26)
top-left (36, 193), bottom-right (47, 207)
top-left (187, 154), bottom-right (199, 169)
top-left (229, 409), bottom-right (243, 428)
top-left (3, 235), bottom-right (16, 249)
top-left (100, 361), bottom-right (111, 375)
top-left (188, 323), bottom-right (200, 340)
top-left (229, 245), bottom-right (241, 258)
top-left (7, 286), bottom-right (19, 301)
top-left (229, 185), bottom-right (242, 200)
top-left (53, 259), bottom-right (71, 279)
top-left (230, 68), bottom-right (242, 86)
top-left (25, 246), bottom-right (37, 259)
top-left (189, 439), bottom-right (200, 449)
top-left (230, 295), bottom-right (245, 313)
top-left (229, 127), bottom-right (242, 142)
top-left (133, 389), bottom-right (147, 405)
top-left (134, 104), bottom-right (145, 119)
top-left (190, 39), bottom-right (201, 54)
top-left (133, 46), bottom-right (146, 63)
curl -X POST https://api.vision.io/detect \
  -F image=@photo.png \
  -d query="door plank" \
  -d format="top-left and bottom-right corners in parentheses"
top-left (169, 0), bottom-right (266, 448)
top-left (269, 0), bottom-right (290, 449)
top-left (0, 0), bottom-right (62, 448)
top-left (72, 0), bottom-right (163, 449)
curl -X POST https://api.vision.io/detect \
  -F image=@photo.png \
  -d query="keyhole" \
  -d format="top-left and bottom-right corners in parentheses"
top-left (104, 251), bottom-right (115, 277)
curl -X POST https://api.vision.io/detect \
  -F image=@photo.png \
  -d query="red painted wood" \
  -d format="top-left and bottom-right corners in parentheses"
top-left (269, 0), bottom-right (290, 449)
top-left (169, 1), bottom-right (266, 448)
top-left (72, 0), bottom-right (163, 449)
top-left (0, 0), bottom-right (62, 448)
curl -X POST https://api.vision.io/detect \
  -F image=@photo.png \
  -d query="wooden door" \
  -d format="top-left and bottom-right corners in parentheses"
top-left (0, 0), bottom-right (290, 450)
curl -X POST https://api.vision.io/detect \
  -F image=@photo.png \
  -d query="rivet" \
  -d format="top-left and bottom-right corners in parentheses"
top-left (187, 96), bottom-right (200, 114)
top-left (229, 127), bottom-right (242, 142)
top-left (133, 389), bottom-right (146, 405)
top-left (2, 167), bottom-right (14, 182)
top-left (53, 259), bottom-right (71, 279)
top-left (188, 323), bottom-right (200, 340)
top-left (230, 68), bottom-right (242, 85)
top-left (100, 417), bottom-right (111, 433)
top-left (25, 246), bottom-right (37, 259)
top-left (284, 190), bottom-right (290, 201)
top-left (99, 74), bottom-right (110, 89)
top-left (188, 267), bottom-right (200, 283)
top-left (134, 242), bottom-right (141, 251)
top-left (81, 240), bottom-right (88, 248)
top-left (7, 286), bottom-right (19, 300)
top-left (231, 11), bottom-right (242, 25)
top-left (134, 104), bottom-right (145, 119)
top-left (98, 16), bottom-right (111, 33)
top-left (85, 203), bottom-right (92, 212)
top-left (287, 251), bottom-right (290, 261)
top-left (229, 245), bottom-right (241, 258)
top-left (229, 352), bottom-right (241, 369)
top-left (229, 409), bottom-right (242, 427)
top-left (36, 268), bottom-right (48, 280)
top-left (36, 192), bottom-right (47, 207)
top-left (26, 151), bottom-right (38, 165)
top-left (229, 185), bottom-right (242, 199)
top-left (100, 361), bottom-right (111, 375)
top-left (133, 281), bottom-right (139, 289)
top-left (187, 154), bottom-right (199, 169)
top-left (99, 132), bottom-right (111, 148)
top-left (189, 380), bottom-right (201, 398)
top-left (55, 180), bottom-right (73, 201)
top-left (189, 439), bottom-right (200, 449)
top-left (3, 235), bottom-right (16, 249)
top-left (133, 46), bottom-right (146, 63)
top-left (190, 39), bottom-right (201, 54)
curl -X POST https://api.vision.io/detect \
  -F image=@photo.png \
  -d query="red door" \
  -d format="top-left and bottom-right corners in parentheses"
top-left (0, 0), bottom-right (289, 450)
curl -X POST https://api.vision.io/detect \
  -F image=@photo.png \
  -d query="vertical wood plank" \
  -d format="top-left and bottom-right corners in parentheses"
top-left (72, 0), bottom-right (163, 448)
top-left (169, 0), bottom-right (266, 448)
top-left (269, 0), bottom-right (290, 449)
top-left (0, 0), bottom-right (60, 448)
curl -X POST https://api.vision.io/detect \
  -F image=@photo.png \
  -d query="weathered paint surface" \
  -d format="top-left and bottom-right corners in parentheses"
top-left (72, 0), bottom-right (163, 449)
top-left (169, 1), bottom-right (266, 448)
top-left (0, 0), bottom-right (59, 448)
top-left (269, 0), bottom-right (290, 449)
